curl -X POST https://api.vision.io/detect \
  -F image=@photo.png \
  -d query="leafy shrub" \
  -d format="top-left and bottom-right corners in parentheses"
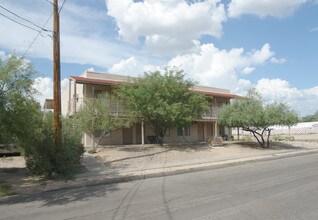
top-left (22, 112), bottom-right (84, 178)
top-left (272, 134), bottom-right (295, 142)
top-left (284, 136), bottom-right (295, 141)
top-left (272, 134), bottom-right (283, 141)
top-left (241, 135), bottom-right (252, 142)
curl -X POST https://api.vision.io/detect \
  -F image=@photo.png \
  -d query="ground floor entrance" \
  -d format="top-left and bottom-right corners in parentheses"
top-left (83, 120), bottom-right (231, 147)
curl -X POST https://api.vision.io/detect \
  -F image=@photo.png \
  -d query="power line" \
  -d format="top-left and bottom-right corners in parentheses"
top-left (23, 13), bottom-right (53, 57)
top-left (22, 0), bottom-right (66, 57)
top-left (0, 12), bottom-right (43, 33)
top-left (59, 0), bottom-right (67, 13)
top-left (46, 0), bottom-right (67, 13)
top-left (45, 0), bottom-right (53, 5)
top-left (0, 5), bottom-right (51, 32)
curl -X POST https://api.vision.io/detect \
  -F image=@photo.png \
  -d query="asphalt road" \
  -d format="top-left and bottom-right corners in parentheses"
top-left (1, 153), bottom-right (318, 220)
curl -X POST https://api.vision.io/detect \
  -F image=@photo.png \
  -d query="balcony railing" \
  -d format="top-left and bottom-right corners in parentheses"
top-left (68, 98), bottom-right (221, 120)
top-left (201, 106), bottom-right (220, 119)
top-left (68, 97), bottom-right (130, 116)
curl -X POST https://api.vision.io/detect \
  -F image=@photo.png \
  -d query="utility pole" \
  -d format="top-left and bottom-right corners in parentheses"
top-left (53, 0), bottom-right (61, 145)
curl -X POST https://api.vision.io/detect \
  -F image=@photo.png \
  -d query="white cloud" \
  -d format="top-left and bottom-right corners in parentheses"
top-left (106, 0), bottom-right (227, 55)
top-left (0, 51), bottom-right (6, 59)
top-left (86, 67), bottom-right (95, 72)
top-left (270, 57), bottom-right (287, 64)
top-left (256, 78), bottom-right (302, 101)
top-left (108, 57), bottom-right (145, 76)
top-left (168, 43), bottom-right (275, 90)
top-left (310, 27), bottom-right (318, 32)
top-left (0, 0), bottom-right (140, 68)
top-left (242, 67), bottom-right (255, 74)
top-left (255, 78), bottom-right (318, 116)
top-left (108, 56), bottom-right (161, 76)
top-left (33, 77), bottom-right (68, 106)
top-left (227, 0), bottom-right (308, 18)
top-left (234, 79), bottom-right (252, 95)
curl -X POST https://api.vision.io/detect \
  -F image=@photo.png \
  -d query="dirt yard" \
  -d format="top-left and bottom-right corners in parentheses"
top-left (1, 140), bottom-right (317, 197)
top-left (92, 141), bottom-right (318, 173)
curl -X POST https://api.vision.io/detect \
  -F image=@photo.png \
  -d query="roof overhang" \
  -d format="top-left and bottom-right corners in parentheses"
top-left (69, 76), bottom-right (242, 99)
top-left (191, 90), bottom-right (242, 99)
top-left (69, 76), bottom-right (125, 85)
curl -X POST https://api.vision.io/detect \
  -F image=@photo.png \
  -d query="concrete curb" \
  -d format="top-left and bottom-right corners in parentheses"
top-left (36, 148), bottom-right (318, 194)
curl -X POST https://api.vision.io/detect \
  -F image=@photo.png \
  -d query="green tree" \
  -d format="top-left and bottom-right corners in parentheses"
top-left (0, 54), bottom-right (84, 177)
top-left (75, 94), bottom-right (135, 150)
top-left (115, 68), bottom-right (208, 145)
top-left (218, 89), bottom-right (298, 148)
top-left (23, 112), bottom-right (84, 177)
top-left (0, 54), bottom-right (40, 145)
top-left (302, 111), bottom-right (318, 122)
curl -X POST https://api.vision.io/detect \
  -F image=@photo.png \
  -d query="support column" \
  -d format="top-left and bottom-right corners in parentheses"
top-left (92, 85), bottom-right (95, 98)
top-left (68, 79), bottom-right (71, 115)
top-left (204, 123), bottom-right (207, 141)
top-left (214, 121), bottom-right (218, 137)
top-left (141, 121), bottom-right (145, 146)
top-left (73, 80), bottom-right (77, 114)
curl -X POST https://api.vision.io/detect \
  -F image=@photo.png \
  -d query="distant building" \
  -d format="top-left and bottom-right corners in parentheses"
top-left (43, 99), bottom-right (54, 110)
top-left (61, 71), bottom-right (240, 147)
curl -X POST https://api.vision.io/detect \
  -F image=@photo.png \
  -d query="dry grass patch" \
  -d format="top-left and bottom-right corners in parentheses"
top-left (0, 184), bottom-right (16, 197)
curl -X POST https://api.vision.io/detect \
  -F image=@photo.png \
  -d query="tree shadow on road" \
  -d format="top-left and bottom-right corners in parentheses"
top-left (0, 180), bottom-right (120, 207)
top-left (0, 164), bottom-right (121, 207)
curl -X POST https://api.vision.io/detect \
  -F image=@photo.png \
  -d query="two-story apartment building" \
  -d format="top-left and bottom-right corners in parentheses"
top-left (61, 71), bottom-right (240, 147)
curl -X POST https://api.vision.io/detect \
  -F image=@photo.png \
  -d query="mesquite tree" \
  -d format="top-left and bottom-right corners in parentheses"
top-left (75, 94), bottom-right (135, 150)
top-left (115, 68), bottom-right (208, 145)
top-left (218, 89), bottom-right (298, 148)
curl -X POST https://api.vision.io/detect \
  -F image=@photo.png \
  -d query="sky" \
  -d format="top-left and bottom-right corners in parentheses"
top-left (0, 0), bottom-right (318, 116)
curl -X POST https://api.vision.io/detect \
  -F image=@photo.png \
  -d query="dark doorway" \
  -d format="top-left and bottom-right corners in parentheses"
top-left (123, 127), bottom-right (133, 144)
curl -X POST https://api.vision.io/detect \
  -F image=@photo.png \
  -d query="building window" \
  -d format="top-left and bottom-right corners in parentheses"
top-left (177, 126), bottom-right (190, 136)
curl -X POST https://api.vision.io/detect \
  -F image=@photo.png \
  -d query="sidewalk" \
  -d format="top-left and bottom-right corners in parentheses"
top-left (1, 141), bottom-right (318, 195)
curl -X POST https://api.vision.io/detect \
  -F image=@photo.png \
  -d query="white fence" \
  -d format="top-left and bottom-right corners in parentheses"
top-left (270, 122), bottom-right (318, 135)
top-left (232, 122), bottom-right (318, 137)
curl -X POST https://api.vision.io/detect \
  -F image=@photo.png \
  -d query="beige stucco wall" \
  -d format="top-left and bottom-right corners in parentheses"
top-left (61, 80), bottom-right (86, 116)
top-left (84, 128), bottom-right (124, 147)
top-left (61, 84), bottom-right (69, 117)
top-left (163, 124), bottom-right (198, 143)
top-left (82, 122), bottom-right (232, 147)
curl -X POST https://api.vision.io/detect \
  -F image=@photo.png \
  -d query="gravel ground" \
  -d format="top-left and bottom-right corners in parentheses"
top-left (1, 140), bottom-right (317, 196)
top-left (0, 156), bottom-right (25, 168)
top-left (92, 141), bottom-right (318, 173)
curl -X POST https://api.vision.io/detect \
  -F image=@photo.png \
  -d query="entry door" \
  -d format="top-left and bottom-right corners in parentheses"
top-left (123, 127), bottom-right (133, 145)
top-left (198, 123), bottom-right (204, 142)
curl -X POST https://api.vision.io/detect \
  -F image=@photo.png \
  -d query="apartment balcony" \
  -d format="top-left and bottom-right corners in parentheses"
top-left (68, 97), bottom-right (130, 116)
top-left (201, 106), bottom-right (220, 120)
top-left (68, 98), bottom-right (221, 120)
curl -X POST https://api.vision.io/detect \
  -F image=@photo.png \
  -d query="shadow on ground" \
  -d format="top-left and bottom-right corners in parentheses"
top-left (0, 164), bottom-right (121, 207)
top-left (224, 141), bottom-right (306, 151)
top-left (104, 149), bottom-right (171, 165)
top-left (0, 182), bottom-right (120, 207)
top-left (0, 167), bottom-right (30, 185)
